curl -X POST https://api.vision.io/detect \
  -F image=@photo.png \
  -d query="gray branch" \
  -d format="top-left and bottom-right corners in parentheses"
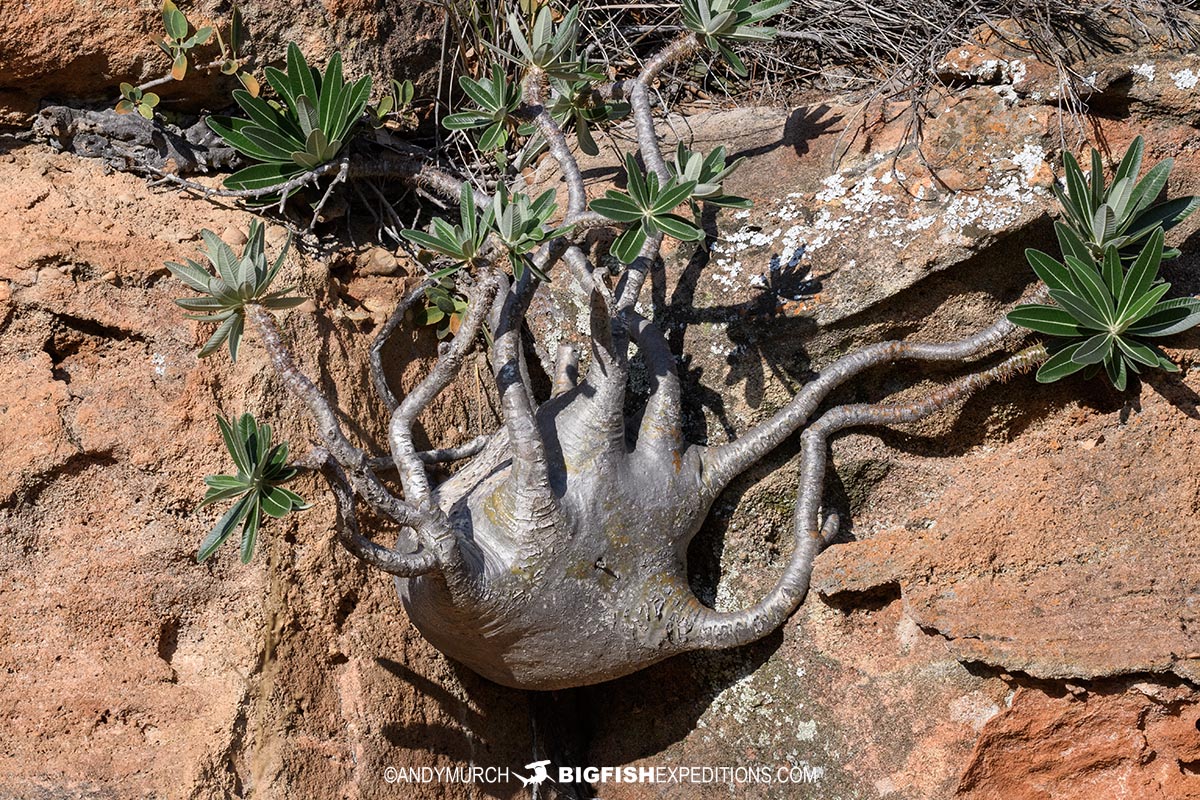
top-left (687, 344), bottom-right (1049, 649)
top-left (389, 271), bottom-right (501, 506)
top-left (701, 286), bottom-right (1050, 494)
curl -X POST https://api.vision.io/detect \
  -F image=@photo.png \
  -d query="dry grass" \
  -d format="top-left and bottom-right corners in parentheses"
top-left (404, 0), bottom-right (1199, 206)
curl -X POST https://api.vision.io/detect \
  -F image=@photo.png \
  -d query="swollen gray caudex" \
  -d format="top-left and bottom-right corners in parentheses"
top-left (234, 31), bottom-right (1054, 689)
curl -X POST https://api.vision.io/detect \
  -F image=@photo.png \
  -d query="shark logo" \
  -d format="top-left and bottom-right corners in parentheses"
top-left (516, 760), bottom-right (552, 788)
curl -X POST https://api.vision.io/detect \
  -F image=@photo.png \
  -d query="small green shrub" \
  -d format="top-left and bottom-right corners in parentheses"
top-left (197, 413), bottom-right (309, 563)
top-left (669, 143), bottom-right (751, 212)
top-left (442, 66), bottom-right (524, 152)
top-left (207, 43), bottom-right (371, 194)
top-left (680, 0), bottom-right (792, 75)
top-left (159, 0), bottom-right (212, 81)
top-left (1009, 139), bottom-right (1200, 390)
top-left (115, 83), bottom-right (160, 119)
top-left (1054, 136), bottom-right (1200, 261)
top-left (167, 221), bottom-right (304, 360)
top-left (591, 153), bottom-right (703, 263)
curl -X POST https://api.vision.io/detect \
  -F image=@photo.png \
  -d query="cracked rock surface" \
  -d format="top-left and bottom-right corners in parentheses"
top-left (2, 33), bottom-right (1200, 800)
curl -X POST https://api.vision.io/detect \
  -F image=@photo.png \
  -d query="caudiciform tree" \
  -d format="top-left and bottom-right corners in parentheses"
top-left (165, 0), bottom-right (1200, 689)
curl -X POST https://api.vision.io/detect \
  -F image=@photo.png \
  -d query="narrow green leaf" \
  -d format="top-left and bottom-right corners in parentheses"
top-left (624, 153), bottom-right (648, 209)
top-left (1114, 336), bottom-right (1161, 368)
top-left (1104, 349), bottom-right (1128, 390)
top-left (1048, 289), bottom-right (1109, 331)
top-left (1117, 228), bottom-right (1164, 316)
top-left (1127, 297), bottom-right (1200, 337)
top-left (1062, 152), bottom-right (1092, 222)
top-left (197, 492), bottom-right (254, 562)
top-left (225, 316), bottom-right (245, 362)
top-left (1025, 249), bottom-right (1073, 293)
top-left (1063, 256), bottom-right (1115, 325)
top-left (197, 484), bottom-right (250, 511)
top-left (610, 224), bottom-right (648, 264)
top-left (651, 179), bottom-right (698, 215)
top-left (1120, 282), bottom-right (1172, 326)
top-left (653, 212), bottom-right (705, 241)
top-left (459, 73), bottom-right (497, 110)
top-left (260, 485), bottom-right (294, 518)
top-left (1091, 203), bottom-right (1117, 245)
top-left (1126, 159), bottom-right (1171, 219)
top-left (590, 195), bottom-right (644, 223)
top-left (1125, 196), bottom-right (1200, 240)
top-left (199, 314), bottom-right (240, 358)
top-left (239, 498), bottom-right (261, 563)
top-left (1112, 136), bottom-right (1144, 188)
top-left (1101, 246), bottom-right (1121, 298)
top-left (1071, 333), bottom-right (1113, 365)
top-left (167, 261), bottom-right (214, 293)
top-left (1089, 148), bottom-right (1104, 209)
top-left (478, 122), bottom-right (507, 151)
top-left (1036, 343), bottom-right (1090, 383)
top-left (1006, 304), bottom-right (1086, 337)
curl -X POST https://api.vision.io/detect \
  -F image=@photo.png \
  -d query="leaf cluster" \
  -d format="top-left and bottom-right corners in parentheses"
top-left (414, 282), bottom-right (472, 340)
top-left (401, 182), bottom-right (568, 282)
top-left (490, 185), bottom-right (567, 280)
top-left (1055, 136), bottom-right (1199, 261)
top-left (1008, 139), bottom-right (1200, 390)
top-left (504, 6), bottom-right (584, 80)
top-left (160, 0), bottom-right (212, 81)
top-left (401, 184), bottom-right (491, 277)
top-left (167, 221), bottom-right (305, 360)
top-left (116, 83), bottom-right (160, 119)
top-left (517, 53), bottom-right (627, 160)
top-left (369, 78), bottom-right (416, 128)
top-left (680, 0), bottom-right (792, 75)
top-left (591, 154), bottom-right (703, 263)
top-left (669, 143), bottom-right (751, 212)
top-left (443, 66), bottom-right (525, 151)
top-left (207, 43), bottom-right (371, 195)
top-left (211, 5), bottom-right (258, 94)
top-left (197, 414), bottom-right (309, 563)
top-left (1010, 232), bottom-right (1200, 389)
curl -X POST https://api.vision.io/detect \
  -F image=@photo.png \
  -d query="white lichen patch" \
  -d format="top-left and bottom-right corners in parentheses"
top-left (1170, 68), bottom-right (1198, 90)
top-left (949, 691), bottom-right (1001, 732)
top-left (1008, 59), bottom-right (1027, 85)
top-left (689, 138), bottom-right (1052, 370)
top-left (1012, 143), bottom-right (1047, 185)
top-left (1132, 63), bottom-right (1156, 82)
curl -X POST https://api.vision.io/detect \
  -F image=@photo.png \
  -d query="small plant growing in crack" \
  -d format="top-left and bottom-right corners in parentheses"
top-left (166, 2), bottom-right (1199, 690)
top-left (115, 2), bottom-right (257, 118)
top-left (197, 413), bottom-right (309, 563)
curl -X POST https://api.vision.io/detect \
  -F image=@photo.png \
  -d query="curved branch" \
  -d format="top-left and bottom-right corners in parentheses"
top-left (628, 310), bottom-right (682, 455)
top-left (701, 286), bottom-right (1050, 494)
top-left (244, 305), bottom-right (459, 573)
top-left (370, 279), bottom-right (434, 413)
top-left (523, 71), bottom-right (586, 218)
top-left (140, 158), bottom-right (346, 200)
top-left (629, 33), bottom-right (699, 181)
top-left (321, 458), bottom-right (441, 577)
top-left (367, 434), bottom-right (492, 471)
top-left (686, 344), bottom-right (1048, 649)
top-left (389, 271), bottom-right (501, 506)
top-left (493, 271), bottom-right (563, 532)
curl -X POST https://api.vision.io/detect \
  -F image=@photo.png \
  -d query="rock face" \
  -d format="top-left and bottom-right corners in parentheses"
top-left (0, 151), bottom-right (527, 799)
top-left (2, 21), bottom-right (1200, 800)
top-left (0, 0), bottom-right (444, 127)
